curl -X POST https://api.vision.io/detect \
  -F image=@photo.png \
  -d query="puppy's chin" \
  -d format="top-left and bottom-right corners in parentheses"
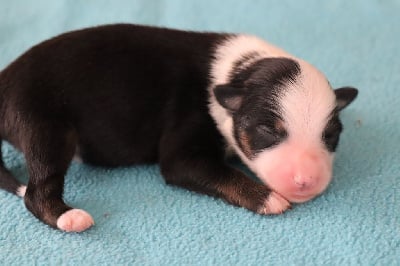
top-left (269, 172), bottom-right (332, 203)
top-left (264, 178), bottom-right (331, 203)
top-left (279, 190), bottom-right (324, 203)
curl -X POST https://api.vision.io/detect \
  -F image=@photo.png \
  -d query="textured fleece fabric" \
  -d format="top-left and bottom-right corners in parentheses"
top-left (0, 0), bottom-right (399, 265)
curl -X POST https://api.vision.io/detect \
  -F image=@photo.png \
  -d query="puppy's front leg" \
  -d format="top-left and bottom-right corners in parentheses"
top-left (159, 122), bottom-right (290, 215)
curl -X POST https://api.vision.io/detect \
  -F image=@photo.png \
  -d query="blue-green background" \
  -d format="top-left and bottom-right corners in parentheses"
top-left (1, 0), bottom-right (399, 265)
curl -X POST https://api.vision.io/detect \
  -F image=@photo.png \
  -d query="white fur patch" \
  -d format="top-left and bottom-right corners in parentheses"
top-left (258, 191), bottom-right (291, 214)
top-left (16, 185), bottom-right (27, 197)
top-left (73, 145), bottom-right (83, 163)
top-left (57, 209), bottom-right (94, 232)
top-left (279, 60), bottom-right (336, 142)
top-left (73, 155), bottom-right (83, 163)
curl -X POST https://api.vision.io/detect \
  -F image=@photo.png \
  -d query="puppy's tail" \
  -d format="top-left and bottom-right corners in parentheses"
top-left (0, 139), bottom-right (26, 197)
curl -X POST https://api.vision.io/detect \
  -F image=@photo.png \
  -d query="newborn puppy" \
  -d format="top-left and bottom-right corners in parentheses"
top-left (0, 24), bottom-right (357, 232)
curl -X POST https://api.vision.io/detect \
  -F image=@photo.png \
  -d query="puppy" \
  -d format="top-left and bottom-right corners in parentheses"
top-left (0, 24), bottom-right (357, 232)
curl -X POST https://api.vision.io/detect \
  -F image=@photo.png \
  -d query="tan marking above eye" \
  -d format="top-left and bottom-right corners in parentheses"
top-left (238, 130), bottom-right (253, 158)
top-left (274, 119), bottom-right (287, 136)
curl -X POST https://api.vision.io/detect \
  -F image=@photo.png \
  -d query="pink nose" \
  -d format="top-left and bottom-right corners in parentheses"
top-left (293, 174), bottom-right (316, 190)
top-left (291, 153), bottom-right (321, 191)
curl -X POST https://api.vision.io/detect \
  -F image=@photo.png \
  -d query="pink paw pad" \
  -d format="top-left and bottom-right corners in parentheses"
top-left (258, 191), bottom-right (291, 215)
top-left (56, 209), bottom-right (94, 232)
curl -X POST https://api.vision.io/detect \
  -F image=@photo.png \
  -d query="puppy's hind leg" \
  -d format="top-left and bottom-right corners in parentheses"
top-left (0, 139), bottom-right (26, 196)
top-left (23, 123), bottom-right (94, 232)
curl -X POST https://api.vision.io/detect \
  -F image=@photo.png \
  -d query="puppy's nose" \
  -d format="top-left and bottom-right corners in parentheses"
top-left (293, 175), bottom-right (316, 190)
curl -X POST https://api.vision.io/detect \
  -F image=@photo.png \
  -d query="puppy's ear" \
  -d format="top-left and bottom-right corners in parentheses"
top-left (214, 85), bottom-right (247, 112)
top-left (335, 87), bottom-right (358, 111)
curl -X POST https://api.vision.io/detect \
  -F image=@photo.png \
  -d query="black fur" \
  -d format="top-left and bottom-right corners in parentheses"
top-left (215, 58), bottom-right (300, 158)
top-left (335, 87), bottom-right (358, 111)
top-left (322, 111), bottom-right (343, 152)
top-left (0, 24), bottom-right (278, 229)
top-left (322, 87), bottom-right (358, 152)
top-left (0, 147), bottom-right (22, 194)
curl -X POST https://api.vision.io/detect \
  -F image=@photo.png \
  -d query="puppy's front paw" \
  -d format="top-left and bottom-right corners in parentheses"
top-left (56, 209), bottom-right (94, 232)
top-left (257, 191), bottom-right (291, 215)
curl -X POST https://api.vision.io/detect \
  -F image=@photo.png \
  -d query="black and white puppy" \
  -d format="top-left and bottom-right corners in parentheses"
top-left (0, 24), bottom-right (358, 232)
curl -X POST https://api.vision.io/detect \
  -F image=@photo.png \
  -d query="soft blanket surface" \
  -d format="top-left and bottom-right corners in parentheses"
top-left (0, 0), bottom-right (399, 265)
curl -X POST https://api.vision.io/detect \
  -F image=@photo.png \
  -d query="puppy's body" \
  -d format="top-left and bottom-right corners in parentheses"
top-left (1, 25), bottom-right (221, 166)
top-left (0, 24), bottom-right (357, 232)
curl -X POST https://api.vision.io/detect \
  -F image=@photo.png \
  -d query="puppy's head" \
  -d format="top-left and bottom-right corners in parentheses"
top-left (214, 57), bottom-right (357, 203)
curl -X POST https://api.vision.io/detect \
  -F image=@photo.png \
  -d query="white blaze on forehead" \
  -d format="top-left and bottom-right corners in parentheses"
top-left (280, 60), bottom-right (336, 142)
top-left (247, 61), bottom-right (336, 201)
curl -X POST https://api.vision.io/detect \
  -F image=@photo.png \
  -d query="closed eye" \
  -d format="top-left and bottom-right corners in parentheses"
top-left (251, 124), bottom-right (287, 151)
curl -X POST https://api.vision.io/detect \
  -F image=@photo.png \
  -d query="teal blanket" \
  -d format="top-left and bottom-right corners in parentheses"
top-left (1, 0), bottom-right (399, 264)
